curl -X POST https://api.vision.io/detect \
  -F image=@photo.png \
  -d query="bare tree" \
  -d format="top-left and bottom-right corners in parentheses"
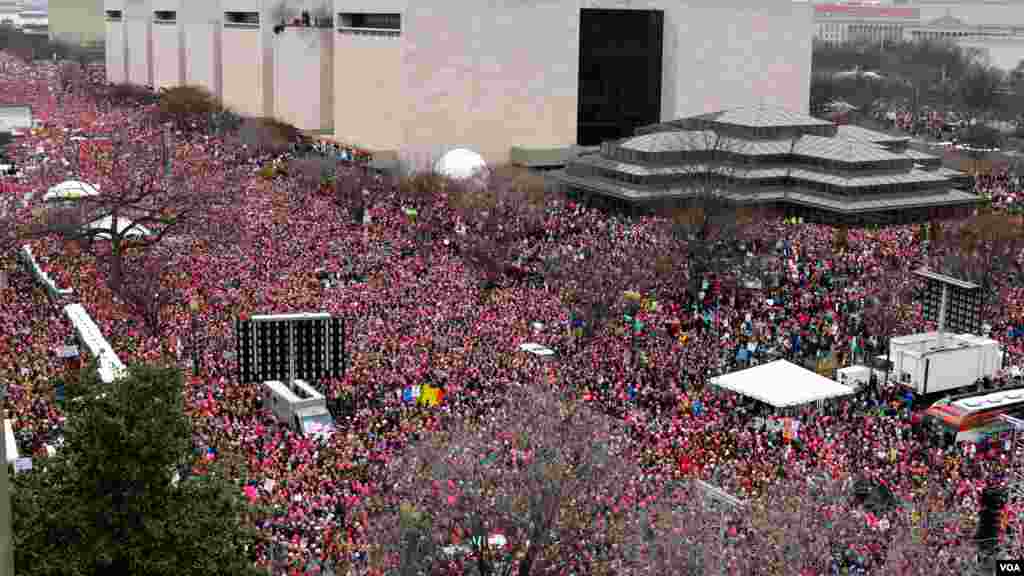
top-left (119, 249), bottom-right (178, 337)
top-left (449, 164), bottom-right (548, 284)
top-left (359, 382), bottom-right (656, 576)
top-left (25, 129), bottom-right (245, 298)
top-left (232, 117), bottom-right (299, 158)
top-left (156, 85), bottom-right (223, 132)
top-left (288, 155), bottom-right (336, 205)
top-left (930, 213), bottom-right (1024, 316)
top-left (658, 127), bottom-right (759, 302)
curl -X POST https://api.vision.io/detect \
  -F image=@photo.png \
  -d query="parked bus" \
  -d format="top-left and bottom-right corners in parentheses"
top-left (920, 388), bottom-right (1024, 446)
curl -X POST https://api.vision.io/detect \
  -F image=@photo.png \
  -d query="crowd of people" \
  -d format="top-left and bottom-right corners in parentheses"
top-left (3, 51), bottom-right (1024, 574)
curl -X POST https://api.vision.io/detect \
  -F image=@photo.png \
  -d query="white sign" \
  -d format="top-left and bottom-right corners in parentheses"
top-left (14, 457), bottom-right (32, 473)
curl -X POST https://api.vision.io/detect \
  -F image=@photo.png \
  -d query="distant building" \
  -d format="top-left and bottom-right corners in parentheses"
top-left (815, 3), bottom-right (920, 44)
top-left (904, 10), bottom-right (1024, 70)
top-left (48, 0), bottom-right (105, 48)
top-left (550, 105), bottom-right (978, 225)
top-left (0, 1), bottom-right (21, 28)
top-left (812, 0), bottom-right (1024, 70)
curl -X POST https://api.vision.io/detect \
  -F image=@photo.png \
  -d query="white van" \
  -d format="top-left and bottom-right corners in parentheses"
top-left (262, 380), bottom-right (335, 438)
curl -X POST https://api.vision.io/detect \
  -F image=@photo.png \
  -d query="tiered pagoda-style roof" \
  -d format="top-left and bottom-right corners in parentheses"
top-left (552, 104), bottom-right (979, 223)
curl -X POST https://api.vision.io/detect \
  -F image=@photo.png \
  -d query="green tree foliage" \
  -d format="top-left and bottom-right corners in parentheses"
top-left (11, 363), bottom-right (264, 576)
top-left (811, 39), bottom-right (1002, 115)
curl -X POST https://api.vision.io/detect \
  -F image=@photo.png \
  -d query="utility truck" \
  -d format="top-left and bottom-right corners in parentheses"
top-left (262, 379), bottom-right (335, 438)
top-left (889, 332), bottom-right (1002, 397)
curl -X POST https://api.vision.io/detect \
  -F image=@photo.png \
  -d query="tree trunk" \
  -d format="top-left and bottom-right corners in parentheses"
top-left (108, 242), bottom-right (124, 295)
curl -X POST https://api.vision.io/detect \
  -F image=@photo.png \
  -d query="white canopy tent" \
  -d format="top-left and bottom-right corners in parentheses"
top-left (86, 216), bottom-right (152, 239)
top-left (43, 180), bottom-right (100, 202)
top-left (710, 359), bottom-right (855, 409)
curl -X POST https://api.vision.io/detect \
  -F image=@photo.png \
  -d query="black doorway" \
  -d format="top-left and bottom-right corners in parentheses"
top-left (577, 9), bottom-right (664, 146)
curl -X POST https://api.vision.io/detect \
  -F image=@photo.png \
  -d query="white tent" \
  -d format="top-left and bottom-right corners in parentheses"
top-left (435, 148), bottom-right (488, 180)
top-left (43, 180), bottom-right (99, 201)
top-left (86, 216), bottom-right (152, 239)
top-left (710, 359), bottom-right (854, 408)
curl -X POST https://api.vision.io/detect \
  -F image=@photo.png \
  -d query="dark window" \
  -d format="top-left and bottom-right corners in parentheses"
top-left (154, 11), bottom-right (176, 23)
top-left (105, 10), bottom-right (122, 21)
top-left (577, 9), bottom-right (663, 146)
top-left (338, 13), bottom-right (401, 30)
top-left (225, 11), bottom-right (260, 27)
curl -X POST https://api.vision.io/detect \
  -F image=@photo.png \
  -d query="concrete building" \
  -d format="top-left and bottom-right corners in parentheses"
top-left (220, 0), bottom-right (274, 119)
top-left (551, 105), bottom-right (979, 224)
top-left (182, 0), bottom-right (222, 101)
top-left (337, 0), bottom-right (813, 168)
top-left (270, 0), bottom-right (333, 132)
top-left (151, 0), bottom-right (184, 90)
top-left (814, 3), bottom-right (920, 44)
top-left (118, 0), bottom-right (153, 86)
top-left (109, 0), bottom-right (813, 166)
top-left (48, 0), bottom-right (105, 48)
top-left (104, 1), bottom-right (127, 83)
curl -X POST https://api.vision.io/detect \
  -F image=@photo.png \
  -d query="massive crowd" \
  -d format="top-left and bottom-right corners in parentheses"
top-left (2, 52), bottom-right (1024, 574)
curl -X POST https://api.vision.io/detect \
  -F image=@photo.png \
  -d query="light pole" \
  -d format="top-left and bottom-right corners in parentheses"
top-left (0, 385), bottom-right (12, 576)
top-left (189, 298), bottom-right (201, 377)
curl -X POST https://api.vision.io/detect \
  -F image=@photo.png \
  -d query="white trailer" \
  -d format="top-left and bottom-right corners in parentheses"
top-left (836, 365), bottom-right (872, 391)
top-left (890, 332), bottom-right (1002, 396)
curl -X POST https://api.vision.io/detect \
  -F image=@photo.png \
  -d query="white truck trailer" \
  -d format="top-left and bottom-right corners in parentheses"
top-left (889, 332), bottom-right (1002, 396)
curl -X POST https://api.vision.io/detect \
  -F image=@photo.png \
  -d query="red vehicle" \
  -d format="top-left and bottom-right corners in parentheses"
top-left (920, 388), bottom-right (1024, 446)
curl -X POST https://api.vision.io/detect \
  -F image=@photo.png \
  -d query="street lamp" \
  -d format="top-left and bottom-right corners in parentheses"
top-left (189, 298), bottom-right (202, 377)
top-left (0, 384), bottom-right (12, 576)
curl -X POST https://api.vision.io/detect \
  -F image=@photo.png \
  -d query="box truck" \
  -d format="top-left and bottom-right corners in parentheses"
top-left (262, 379), bottom-right (335, 438)
top-left (889, 332), bottom-right (1001, 396)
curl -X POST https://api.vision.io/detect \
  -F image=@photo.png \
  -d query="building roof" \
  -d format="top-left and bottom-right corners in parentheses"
top-left (903, 148), bottom-right (941, 161)
top-left (814, 4), bottom-right (919, 19)
top-left (928, 14), bottom-right (966, 28)
top-left (834, 124), bottom-right (910, 145)
top-left (710, 360), bottom-right (855, 408)
top-left (690, 105), bottom-right (835, 129)
top-left (616, 130), bottom-right (913, 165)
top-left (792, 134), bottom-right (902, 163)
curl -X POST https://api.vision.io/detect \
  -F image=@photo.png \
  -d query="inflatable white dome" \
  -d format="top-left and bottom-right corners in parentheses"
top-left (434, 148), bottom-right (487, 180)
